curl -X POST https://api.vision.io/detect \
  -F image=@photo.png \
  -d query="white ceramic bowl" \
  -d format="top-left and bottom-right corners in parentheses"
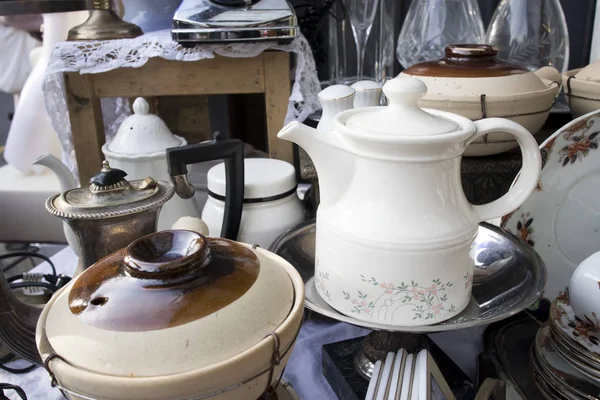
top-left (563, 68), bottom-right (600, 119)
top-left (569, 250), bottom-right (600, 329)
top-left (36, 245), bottom-right (305, 400)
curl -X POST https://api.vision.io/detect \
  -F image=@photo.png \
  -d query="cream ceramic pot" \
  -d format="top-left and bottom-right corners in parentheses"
top-left (36, 229), bottom-right (304, 400)
top-left (400, 45), bottom-right (561, 156)
top-left (102, 97), bottom-right (202, 231)
top-left (278, 76), bottom-right (541, 326)
top-left (563, 60), bottom-right (600, 118)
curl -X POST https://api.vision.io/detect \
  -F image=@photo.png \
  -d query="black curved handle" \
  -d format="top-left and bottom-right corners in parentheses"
top-left (166, 134), bottom-right (244, 241)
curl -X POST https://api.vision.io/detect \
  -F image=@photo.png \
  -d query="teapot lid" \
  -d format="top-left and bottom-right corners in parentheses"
top-left (107, 98), bottom-right (185, 155)
top-left (45, 160), bottom-right (174, 220)
top-left (43, 230), bottom-right (295, 377)
top-left (345, 77), bottom-right (459, 136)
top-left (403, 44), bottom-right (529, 78)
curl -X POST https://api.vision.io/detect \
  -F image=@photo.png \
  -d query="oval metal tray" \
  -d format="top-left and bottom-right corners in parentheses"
top-left (270, 220), bottom-right (546, 333)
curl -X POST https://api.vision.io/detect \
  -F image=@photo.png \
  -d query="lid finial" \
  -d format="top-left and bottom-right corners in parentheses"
top-left (132, 97), bottom-right (150, 115)
top-left (90, 160), bottom-right (128, 190)
top-left (383, 77), bottom-right (427, 108)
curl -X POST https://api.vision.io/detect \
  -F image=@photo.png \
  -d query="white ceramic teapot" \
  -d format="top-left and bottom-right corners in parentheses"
top-left (102, 97), bottom-right (202, 231)
top-left (278, 76), bottom-right (541, 326)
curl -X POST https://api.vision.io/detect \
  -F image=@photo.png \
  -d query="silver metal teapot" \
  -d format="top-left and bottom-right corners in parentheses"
top-left (0, 161), bottom-right (174, 364)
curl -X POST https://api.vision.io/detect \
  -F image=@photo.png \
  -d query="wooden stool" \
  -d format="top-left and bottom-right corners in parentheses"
top-left (64, 51), bottom-right (291, 185)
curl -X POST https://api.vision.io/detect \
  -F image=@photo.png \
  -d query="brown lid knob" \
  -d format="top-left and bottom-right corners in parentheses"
top-left (444, 44), bottom-right (500, 60)
top-left (403, 44), bottom-right (528, 78)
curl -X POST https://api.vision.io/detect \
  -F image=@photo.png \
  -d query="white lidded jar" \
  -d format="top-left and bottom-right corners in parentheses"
top-left (202, 158), bottom-right (305, 248)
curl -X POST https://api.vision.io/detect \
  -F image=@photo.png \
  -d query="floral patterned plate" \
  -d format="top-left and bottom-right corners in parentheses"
top-left (531, 349), bottom-right (580, 400)
top-left (551, 322), bottom-right (600, 372)
top-left (551, 292), bottom-right (600, 360)
top-left (501, 110), bottom-right (600, 300)
top-left (553, 334), bottom-right (600, 384)
top-left (533, 325), bottom-right (600, 399)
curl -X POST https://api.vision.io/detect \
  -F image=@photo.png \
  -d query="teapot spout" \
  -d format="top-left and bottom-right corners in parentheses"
top-left (278, 122), bottom-right (354, 207)
top-left (34, 154), bottom-right (77, 191)
top-left (34, 154), bottom-right (80, 257)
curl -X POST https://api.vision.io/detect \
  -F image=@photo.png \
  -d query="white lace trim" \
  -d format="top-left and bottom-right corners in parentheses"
top-left (43, 30), bottom-right (320, 179)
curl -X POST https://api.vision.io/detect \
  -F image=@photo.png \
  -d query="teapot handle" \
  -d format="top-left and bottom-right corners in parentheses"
top-left (166, 133), bottom-right (244, 241)
top-left (468, 119), bottom-right (541, 222)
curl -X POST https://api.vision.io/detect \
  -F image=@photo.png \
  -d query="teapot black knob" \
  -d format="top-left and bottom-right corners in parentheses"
top-left (90, 160), bottom-right (128, 187)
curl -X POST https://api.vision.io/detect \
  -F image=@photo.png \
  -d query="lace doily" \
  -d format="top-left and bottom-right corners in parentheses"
top-left (43, 30), bottom-right (320, 179)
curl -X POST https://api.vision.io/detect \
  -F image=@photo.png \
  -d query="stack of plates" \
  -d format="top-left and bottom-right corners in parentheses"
top-left (530, 293), bottom-right (600, 399)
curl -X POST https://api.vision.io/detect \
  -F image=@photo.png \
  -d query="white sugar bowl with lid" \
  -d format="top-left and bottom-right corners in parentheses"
top-left (202, 158), bottom-right (305, 248)
top-left (102, 97), bottom-right (202, 231)
top-left (36, 229), bottom-right (305, 400)
top-left (278, 76), bottom-right (541, 326)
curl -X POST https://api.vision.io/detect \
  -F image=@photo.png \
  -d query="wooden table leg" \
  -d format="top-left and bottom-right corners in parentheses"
top-left (263, 52), bottom-right (293, 164)
top-left (65, 73), bottom-right (106, 185)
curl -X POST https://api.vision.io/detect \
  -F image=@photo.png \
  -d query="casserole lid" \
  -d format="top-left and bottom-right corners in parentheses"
top-left (107, 97), bottom-right (185, 155)
top-left (403, 44), bottom-right (528, 78)
top-left (43, 229), bottom-right (295, 376)
top-left (345, 76), bottom-right (459, 136)
top-left (45, 161), bottom-right (174, 220)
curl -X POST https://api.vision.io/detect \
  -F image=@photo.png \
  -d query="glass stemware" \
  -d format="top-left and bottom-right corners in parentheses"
top-left (396, 0), bottom-right (485, 69)
top-left (486, 0), bottom-right (570, 73)
top-left (346, 0), bottom-right (381, 80)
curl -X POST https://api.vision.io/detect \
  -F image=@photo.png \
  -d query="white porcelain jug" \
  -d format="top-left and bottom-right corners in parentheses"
top-left (277, 77), bottom-right (541, 326)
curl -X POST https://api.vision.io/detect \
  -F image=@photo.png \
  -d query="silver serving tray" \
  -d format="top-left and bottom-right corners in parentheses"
top-left (270, 220), bottom-right (547, 333)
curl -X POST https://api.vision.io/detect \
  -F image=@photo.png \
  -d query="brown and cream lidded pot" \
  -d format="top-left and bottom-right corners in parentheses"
top-left (400, 44), bottom-right (561, 156)
top-left (36, 229), bottom-right (304, 400)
